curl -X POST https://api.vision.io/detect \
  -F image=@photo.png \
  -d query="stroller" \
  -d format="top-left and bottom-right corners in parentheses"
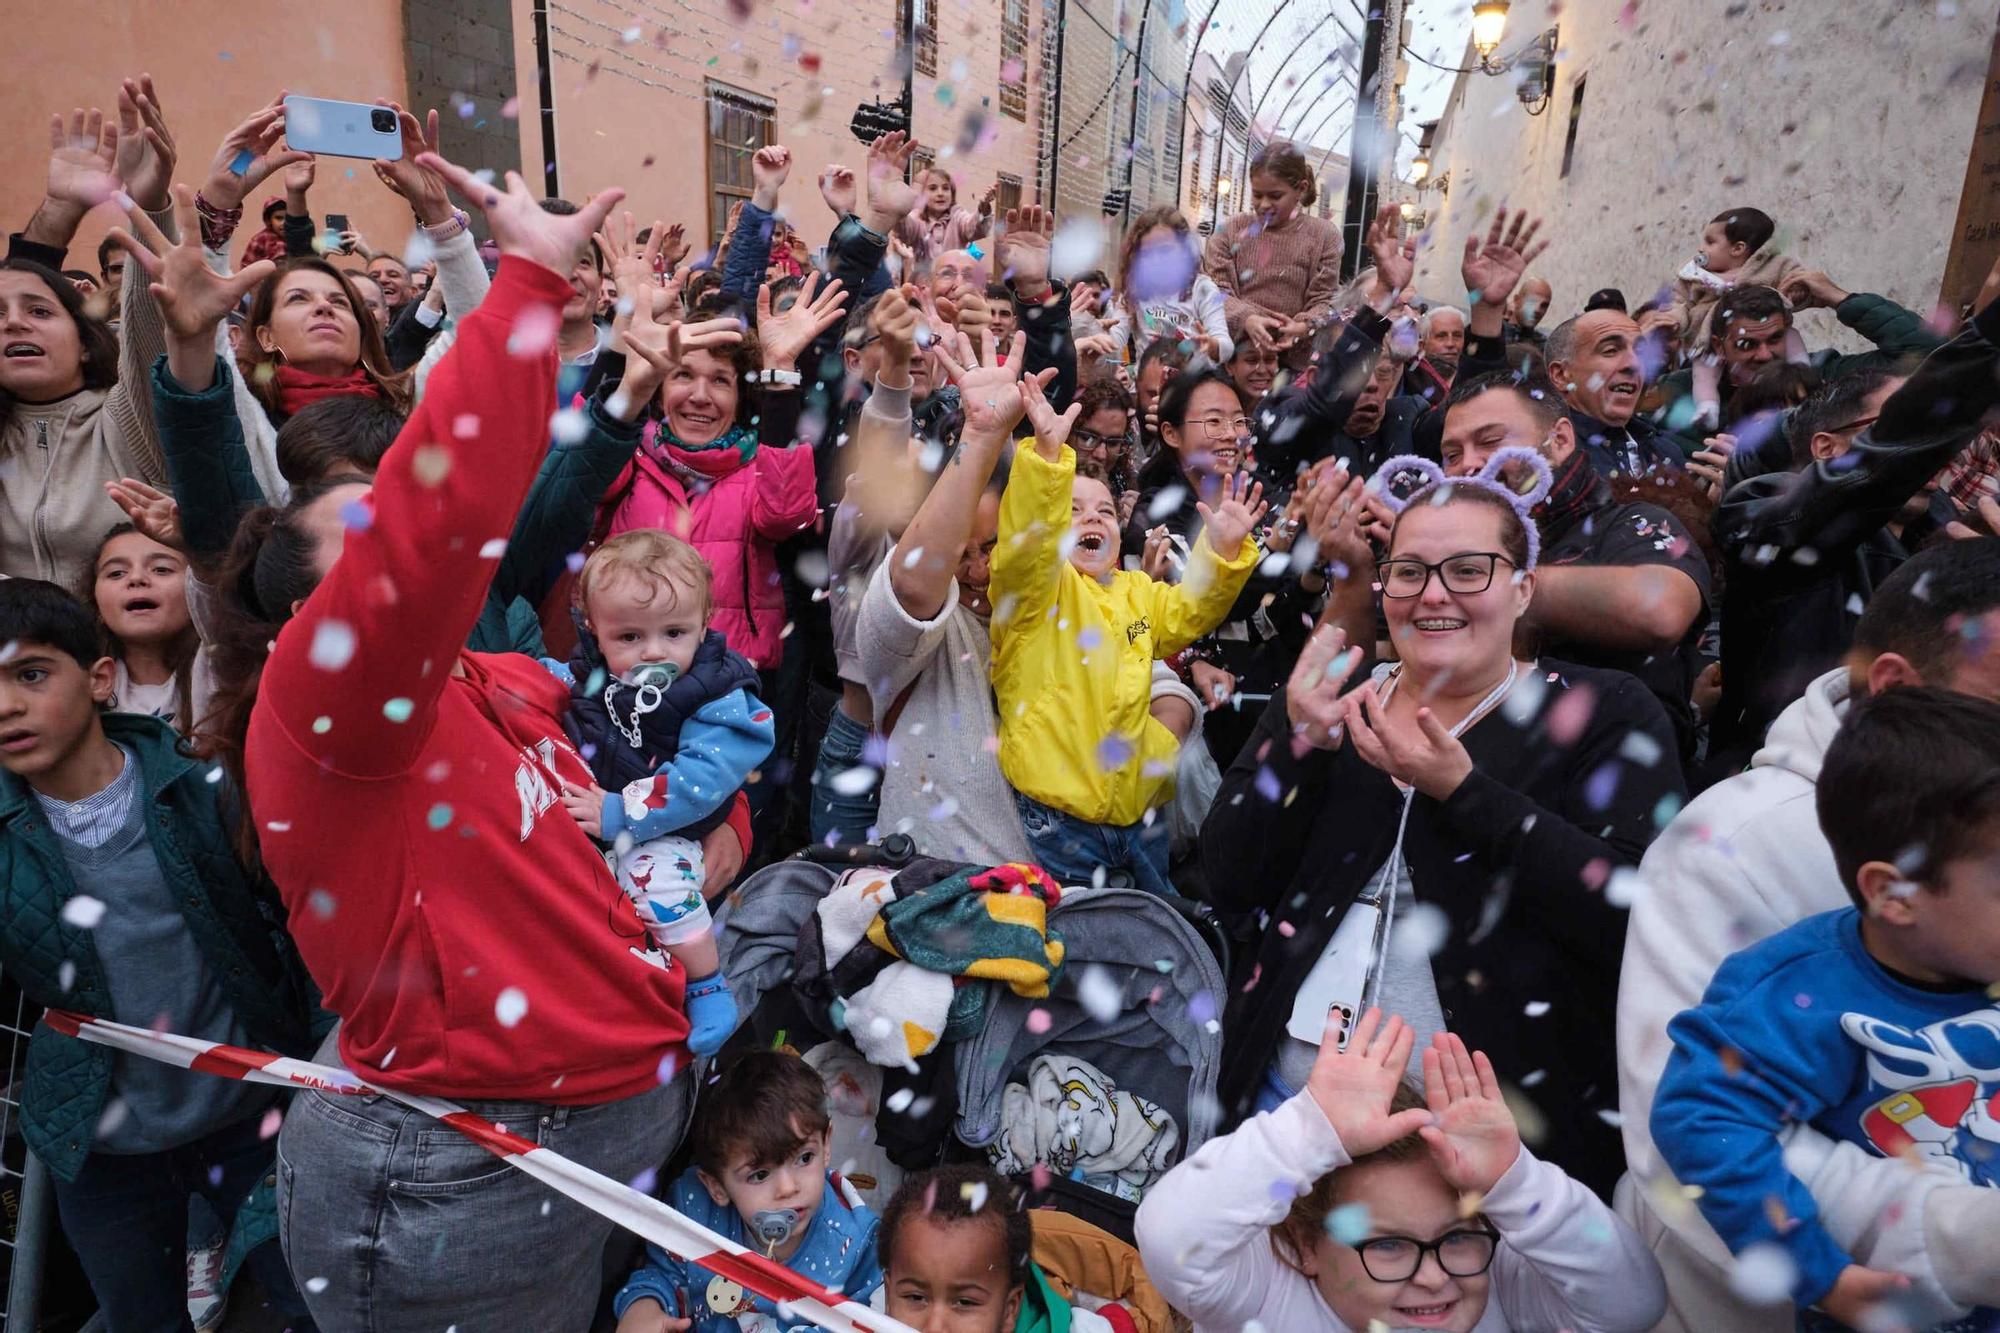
top-left (712, 838), bottom-right (1229, 1244)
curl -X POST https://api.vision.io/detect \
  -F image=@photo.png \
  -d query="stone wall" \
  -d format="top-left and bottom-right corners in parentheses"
top-left (1408, 0), bottom-right (2000, 349)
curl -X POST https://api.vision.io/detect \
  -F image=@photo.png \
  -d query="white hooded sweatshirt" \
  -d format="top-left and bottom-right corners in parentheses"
top-left (1615, 667), bottom-right (2000, 1330)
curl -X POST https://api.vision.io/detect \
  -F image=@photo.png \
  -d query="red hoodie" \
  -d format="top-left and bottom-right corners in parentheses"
top-left (246, 257), bottom-right (690, 1103)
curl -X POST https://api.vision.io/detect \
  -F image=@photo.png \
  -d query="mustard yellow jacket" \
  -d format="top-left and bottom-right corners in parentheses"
top-left (990, 443), bottom-right (1257, 825)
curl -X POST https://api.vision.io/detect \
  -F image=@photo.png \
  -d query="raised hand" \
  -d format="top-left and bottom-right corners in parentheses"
top-left (1287, 624), bottom-right (1361, 749)
top-left (1462, 206), bottom-right (1548, 311)
top-left (283, 154), bottom-right (315, 197)
top-left (1687, 432), bottom-right (1735, 504)
top-left (1197, 472), bottom-right (1267, 557)
top-left (419, 151), bottom-right (622, 274)
top-left (1364, 204), bottom-right (1416, 311)
top-left (872, 284), bottom-right (922, 375)
top-left (751, 144), bottom-right (791, 209)
top-left (614, 312), bottom-right (745, 420)
top-left (1242, 309), bottom-right (1290, 352)
top-left (1018, 357), bottom-right (1082, 456)
top-left (113, 76), bottom-right (176, 212)
top-left (1139, 525), bottom-right (1174, 580)
top-left (1778, 268), bottom-right (1851, 312)
top-left (372, 105), bottom-right (454, 226)
top-left (200, 94), bottom-right (311, 212)
top-left (110, 184), bottom-right (276, 344)
top-left (978, 181), bottom-right (999, 218)
top-left (864, 132), bottom-right (920, 228)
top-left (597, 210), bottom-right (664, 333)
top-left (1343, 682), bottom-right (1475, 800)
top-left (1306, 1007), bottom-right (1435, 1155)
top-left (819, 164), bottom-right (858, 219)
top-left (934, 327), bottom-right (1034, 445)
top-left (104, 478), bottom-right (184, 551)
top-left (1418, 1033), bottom-right (1520, 1196)
top-left (1304, 466), bottom-right (1374, 579)
top-left (997, 205), bottom-right (1055, 295)
top-left (756, 272), bottom-right (847, 371)
top-left (44, 108), bottom-right (120, 214)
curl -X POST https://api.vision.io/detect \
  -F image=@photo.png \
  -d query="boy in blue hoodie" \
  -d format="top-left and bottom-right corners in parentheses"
top-left (1654, 687), bottom-right (2000, 1332)
top-left (613, 1049), bottom-right (883, 1331)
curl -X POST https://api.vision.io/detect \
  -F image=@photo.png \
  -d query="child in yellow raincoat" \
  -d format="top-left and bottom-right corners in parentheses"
top-left (989, 373), bottom-right (1264, 895)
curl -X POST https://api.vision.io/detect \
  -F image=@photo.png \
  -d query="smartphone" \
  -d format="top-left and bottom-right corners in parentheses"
top-left (282, 96), bottom-right (402, 161)
top-left (325, 213), bottom-right (350, 235)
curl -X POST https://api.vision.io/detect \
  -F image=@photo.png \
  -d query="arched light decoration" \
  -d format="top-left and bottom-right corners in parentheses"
top-left (1472, 0), bottom-right (1510, 67)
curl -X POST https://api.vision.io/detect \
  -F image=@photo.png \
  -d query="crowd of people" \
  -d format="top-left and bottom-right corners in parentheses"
top-left (3, 71), bottom-right (2000, 1333)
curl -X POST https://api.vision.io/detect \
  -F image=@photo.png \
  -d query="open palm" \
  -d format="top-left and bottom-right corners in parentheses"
top-left (420, 152), bottom-right (622, 273)
top-left (46, 109), bottom-right (120, 211)
top-left (1419, 1033), bottom-right (1521, 1195)
top-left (1307, 1008), bottom-right (1434, 1156)
top-left (756, 272), bottom-right (848, 370)
top-left (110, 185), bottom-right (273, 342)
top-left (1462, 206), bottom-right (1548, 309)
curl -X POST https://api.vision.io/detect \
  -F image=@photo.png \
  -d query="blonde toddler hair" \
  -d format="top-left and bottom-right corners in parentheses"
top-left (578, 529), bottom-right (715, 623)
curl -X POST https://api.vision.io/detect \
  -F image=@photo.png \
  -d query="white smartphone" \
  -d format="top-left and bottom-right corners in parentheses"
top-left (282, 96), bottom-right (403, 161)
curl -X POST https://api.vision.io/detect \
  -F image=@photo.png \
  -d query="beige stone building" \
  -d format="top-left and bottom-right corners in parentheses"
top-left (1404, 0), bottom-right (2000, 347)
top-left (1, 0), bottom-right (1054, 274)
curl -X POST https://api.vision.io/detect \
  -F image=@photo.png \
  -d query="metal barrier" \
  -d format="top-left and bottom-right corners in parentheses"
top-left (0, 975), bottom-right (53, 1330)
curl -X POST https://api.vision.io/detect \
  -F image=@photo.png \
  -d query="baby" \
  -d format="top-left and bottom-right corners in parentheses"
top-left (545, 529), bottom-right (774, 1056)
top-left (1664, 204), bottom-right (1800, 354)
top-left (614, 1050), bottom-right (883, 1331)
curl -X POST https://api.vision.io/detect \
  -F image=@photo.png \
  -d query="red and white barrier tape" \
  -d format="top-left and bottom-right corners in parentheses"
top-left (45, 1010), bottom-right (912, 1333)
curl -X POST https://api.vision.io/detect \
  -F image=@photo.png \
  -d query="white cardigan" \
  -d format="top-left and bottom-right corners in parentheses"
top-left (1134, 1089), bottom-right (1666, 1333)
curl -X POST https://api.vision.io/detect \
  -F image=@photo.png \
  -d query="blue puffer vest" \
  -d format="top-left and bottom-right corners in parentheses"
top-left (561, 625), bottom-right (762, 841)
top-left (0, 713), bottom-right (323, 1183)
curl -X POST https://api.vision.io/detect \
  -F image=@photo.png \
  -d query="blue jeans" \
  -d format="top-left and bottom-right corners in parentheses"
top-left (47, 1109), bottom-right (310, 1333)
top-left (1012, 792), bottom-right (1177, 896)
top-left (809, 703), bottom-right (880, 847)
top-left (277, 1063), bottom-right (693, 1333)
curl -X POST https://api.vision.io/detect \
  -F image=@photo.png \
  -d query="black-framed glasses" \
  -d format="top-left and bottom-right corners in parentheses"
top-left (1378, 552), bottom-right (1516, 599)
top-left (1072, 427), bottom-right (1133, 454)
top-left (1351, 1228), bottom-right (1499, 1283)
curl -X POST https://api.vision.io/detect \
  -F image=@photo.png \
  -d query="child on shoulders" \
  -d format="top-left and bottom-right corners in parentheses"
top-left (546, 530), bottom-right (773, 1055)
top-left (1664, 204), bottom-right (1802, 355)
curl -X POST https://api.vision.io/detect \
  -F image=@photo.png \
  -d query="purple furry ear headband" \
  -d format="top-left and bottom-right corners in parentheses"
top-left (1366, 447), bottom-right (1554, 570)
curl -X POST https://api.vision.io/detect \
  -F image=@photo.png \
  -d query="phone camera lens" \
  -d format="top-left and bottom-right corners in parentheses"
top-left (371, 109), bottom-right (396, 133)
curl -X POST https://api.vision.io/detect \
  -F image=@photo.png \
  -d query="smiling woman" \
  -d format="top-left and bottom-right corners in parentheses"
top-left (1200, 459), bottom-right (1687, 1200)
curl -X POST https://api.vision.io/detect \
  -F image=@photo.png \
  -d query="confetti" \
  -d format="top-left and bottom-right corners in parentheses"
top-left (309, 619), bottom-right (357, 671)
top-left (61, 896), bottom-right (106, 929)
top-left (495, 987), bottom-right (529, 1027)
top-left (413, 444), bottom-right (452, 487)
top-left (382, 697), bottom-right (415, 723)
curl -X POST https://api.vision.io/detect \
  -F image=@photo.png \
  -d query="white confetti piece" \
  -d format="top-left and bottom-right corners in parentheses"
top-left (1078, 965), bottom-right (1121, 1022)
top-left (309, 619), bottom-right (356, 671)
top-left (62, 896), bottom-right (106, 929)
top-left (1728, 1243), bottom-right (1796, 1306)
top-left (495, 987), bottom-right (529, 1027)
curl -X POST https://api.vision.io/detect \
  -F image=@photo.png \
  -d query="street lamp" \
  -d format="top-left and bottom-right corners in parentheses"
top-left (1410, 151), bottom-right (1430, 184)
top-left (1471, 0), bottom-right (1510, 72)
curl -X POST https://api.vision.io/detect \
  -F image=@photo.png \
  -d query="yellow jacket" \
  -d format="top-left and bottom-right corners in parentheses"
top-left (990, 443), bottom-right (1257, 826)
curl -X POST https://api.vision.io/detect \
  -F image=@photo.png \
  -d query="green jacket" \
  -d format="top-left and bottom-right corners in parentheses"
top-left (149, 356), bottom-right (641, 655)
top-left (0, 713), bottom-right (322, 1182)
top-left (1653, 292), bottom-right (1945, 425)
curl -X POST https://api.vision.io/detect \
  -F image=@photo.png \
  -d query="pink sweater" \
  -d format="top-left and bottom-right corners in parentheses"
top-left (1201, 209), bottom-right (1345, 335)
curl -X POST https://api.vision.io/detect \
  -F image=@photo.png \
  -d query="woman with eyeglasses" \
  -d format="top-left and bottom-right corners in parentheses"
top-left (1198, 453), bottom-right (1685, 1200)
top-left (1136, 1008), bottom-right (1665, 1332)
top-left (1125, 366), bottom-right (1318, 771)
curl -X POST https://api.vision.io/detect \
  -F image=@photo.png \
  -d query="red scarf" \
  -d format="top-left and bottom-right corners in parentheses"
top-left (272, 364), bottom-right (383, 417)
